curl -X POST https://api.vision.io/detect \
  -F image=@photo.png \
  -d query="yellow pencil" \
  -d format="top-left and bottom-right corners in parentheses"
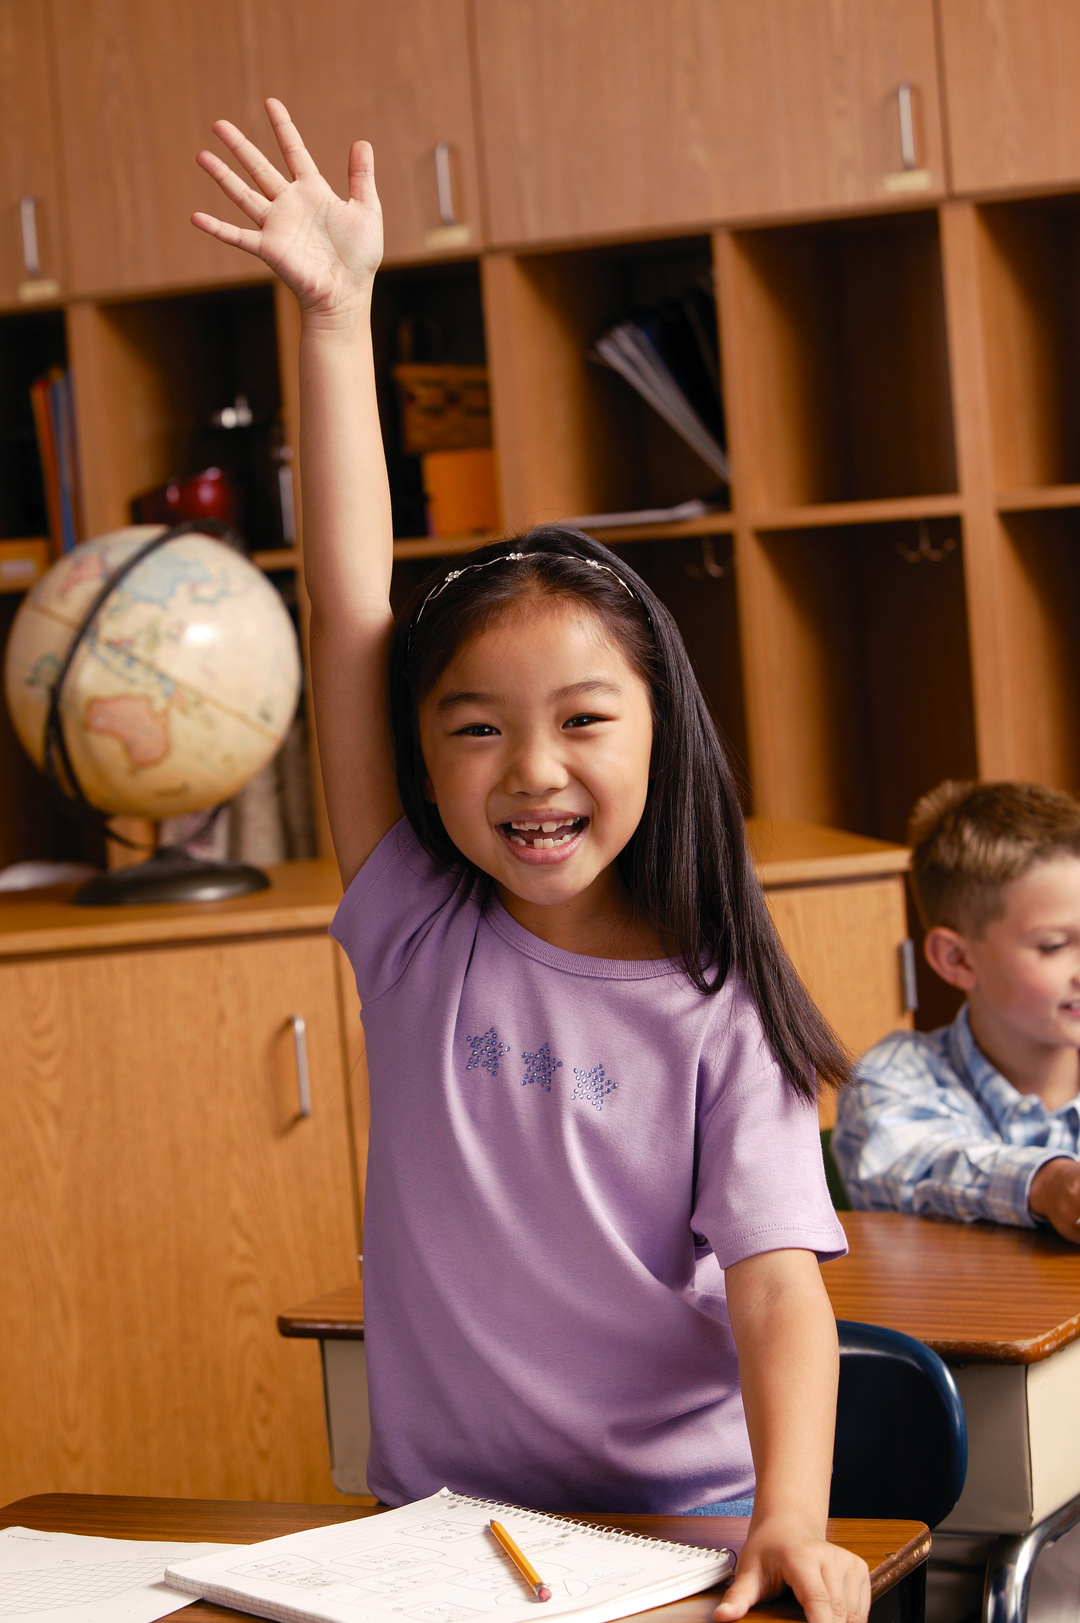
top-left (488, 1519), bottom-right (552, 1602)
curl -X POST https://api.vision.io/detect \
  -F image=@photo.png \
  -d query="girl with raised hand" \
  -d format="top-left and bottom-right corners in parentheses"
top-left (193, 101), bottom-right (869, 1623)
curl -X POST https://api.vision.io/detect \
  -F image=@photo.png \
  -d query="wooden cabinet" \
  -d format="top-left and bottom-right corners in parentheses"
top-left (0, 864), bottom-right (366, 1505)
top-left (257, 0), bottom-right (484, 265)
top-left (939, 0), bottom-right (1080, 195)
top-left (0, 4), bottom-right (65, 308)
top-left (48, 0), bottom-right (483, 296)
top-left (48, 0), bottom-right (273, 297)
top-left (472, 0), bottom-right (945, 248)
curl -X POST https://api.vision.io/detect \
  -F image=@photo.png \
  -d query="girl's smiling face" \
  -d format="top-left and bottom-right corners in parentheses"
top-left (418, 600), bottom-right (654, 940)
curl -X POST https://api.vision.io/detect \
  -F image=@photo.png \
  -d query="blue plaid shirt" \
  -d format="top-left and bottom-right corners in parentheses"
top-left (832, 1005), bottom-right (1080, 1228)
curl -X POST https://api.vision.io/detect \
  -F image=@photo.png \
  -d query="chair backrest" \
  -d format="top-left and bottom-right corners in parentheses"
top-left (831, 1320), bottom-right (968, 1528)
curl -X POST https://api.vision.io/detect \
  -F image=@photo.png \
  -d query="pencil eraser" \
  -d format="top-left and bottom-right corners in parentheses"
top-left (537, 1588), bottom-right (552, 1602)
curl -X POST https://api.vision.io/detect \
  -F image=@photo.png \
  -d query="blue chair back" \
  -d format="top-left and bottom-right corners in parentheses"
top-left (831, 1320), bottom-right (968, 1528)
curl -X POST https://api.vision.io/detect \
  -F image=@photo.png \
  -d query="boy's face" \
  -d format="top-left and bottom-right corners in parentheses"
top-left (931, 856), bottom-right (1080, 1051)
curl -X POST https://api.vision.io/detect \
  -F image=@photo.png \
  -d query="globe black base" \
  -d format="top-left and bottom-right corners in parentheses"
top-left (75, 847), bottom-right (271, 907)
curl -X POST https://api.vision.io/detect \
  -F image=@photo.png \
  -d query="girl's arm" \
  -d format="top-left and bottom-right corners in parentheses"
top-left (193, 101), bottom-right (401, 886)
top-left (717, 1249), bottom-right (871, 1623)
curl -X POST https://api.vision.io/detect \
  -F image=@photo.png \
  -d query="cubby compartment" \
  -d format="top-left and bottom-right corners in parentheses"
top-left (0, 309), bottom-right (66, 540)
top-left (371, 259), bottom-right (487, 540)
top-left (482, 236), bottom-right (725, 531)
top-left (68, 284), bottom-right (284, 546)
top-left (988, 507), bottom-right (1080, 787)
top-left (742, 518), bottom-right (976, 840)
top-left (722, 212), bottom-right (956, 510)
top-left (975, 196), bottom-right (1080, 493)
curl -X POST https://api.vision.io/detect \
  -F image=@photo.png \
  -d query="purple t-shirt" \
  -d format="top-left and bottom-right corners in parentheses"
top-left (331, 818), bottom-right (845, 1513)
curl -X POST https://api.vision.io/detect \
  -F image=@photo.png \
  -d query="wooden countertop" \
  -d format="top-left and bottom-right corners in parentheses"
top-left (0, 859), bottom-right (343, 959)
top-left (0, 821), bottom-right (907, 960)
top-left (279, 1284), bottom-right (365, 1340)
top-left (825, 1211), bottom-right (1080, 1364)
top-left (0, 1494), bottom-right (930, 1623)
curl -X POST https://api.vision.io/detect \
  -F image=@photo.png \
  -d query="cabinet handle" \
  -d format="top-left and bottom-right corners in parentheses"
top-left (899, 939), bottom-right (919, 1013)
top-left (289, 1014), bottom-right (312, 1118)
top-left (434, 141), bottom-right (460, 226)
top-left (20, 196), bottom-right (42, 277)
top-left (896, 84), bottom-right (917, 171)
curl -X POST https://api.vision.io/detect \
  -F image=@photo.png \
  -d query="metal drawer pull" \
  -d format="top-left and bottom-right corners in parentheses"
top-left (289, 1014), bottom-right (312, 1117)
top-left (900, 938), bottom-right (919, 1013)
top-left (897, 84), bottom-right (917, 171)
top-left (434, 141), bottom-right (459, 225)
top-left (20, 196), bottom-right (42, 277)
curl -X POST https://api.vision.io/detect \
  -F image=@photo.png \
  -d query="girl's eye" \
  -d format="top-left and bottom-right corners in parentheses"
top-left (1038, 941), bottom-right (1068, 954)
top-left (454, 723), bottom-right (499, 737)
top-left (563, 713), bottom-right (605, 729)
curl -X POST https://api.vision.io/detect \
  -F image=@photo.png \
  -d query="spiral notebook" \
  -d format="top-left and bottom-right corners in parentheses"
top-left (163, 1487), bottom-right (736, 1623)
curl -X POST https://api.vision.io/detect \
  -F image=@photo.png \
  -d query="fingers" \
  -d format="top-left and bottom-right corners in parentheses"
top-left (348, 139), bottom-right (379, 205)
top-left (196, 149), bottom-right (272, 225)
top-left (264, 97), bottom-right (320, 180)
top-left (713, 1569), bottom-right (763, 1621)
top-left (190, 211), bottom-right (263, 258)
top-left (211, 117), bottom-right (288, 198)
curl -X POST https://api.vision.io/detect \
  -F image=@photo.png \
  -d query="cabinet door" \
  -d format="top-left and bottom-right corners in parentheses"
top-left (473, 0), bottom-right (945, 245)
top-left (48, 0), bottom-right (273, 295)
top-left (0, 3), bottom-right (65, 307)
top-left (256, 0), bottom-right (484, 264)
top-left (939, 1), bottom-right (1080, 193)
top-left (0, 932), bottom-right (361, 1504)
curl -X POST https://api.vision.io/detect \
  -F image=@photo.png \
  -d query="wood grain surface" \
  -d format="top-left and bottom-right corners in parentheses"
top-left (0, 860), bottom-right (342, 959)
top-left (279, 1284), bottom-right (365, 1340)
top-left (0, 1495), bottom-right (930, 1623)
top-left (825, 1211), bottom-right (1080, 1363)
top-left (0, 934), bottom-right (362, 1505)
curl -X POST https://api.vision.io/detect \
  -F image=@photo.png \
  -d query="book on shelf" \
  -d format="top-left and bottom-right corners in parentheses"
top-left (163, 1486), bottom-right (735, 1623)
top-left (591, 286), bottom-right (730, 485)
top-left (30, 367), bottom-right (82, 558)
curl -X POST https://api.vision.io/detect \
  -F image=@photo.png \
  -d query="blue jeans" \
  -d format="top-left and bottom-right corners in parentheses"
top-left (686, 1496), bottom-right (755, 1516)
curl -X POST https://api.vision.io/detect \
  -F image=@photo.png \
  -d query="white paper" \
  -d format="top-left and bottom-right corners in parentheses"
top-left (0, 1526), bottom-right (242, 1623)
top-left (165, 1488), bottom-right (733, 1623)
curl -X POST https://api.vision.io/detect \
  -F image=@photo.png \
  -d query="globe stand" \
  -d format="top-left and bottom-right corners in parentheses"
top-left (75, 846), bottom-right (270, 907)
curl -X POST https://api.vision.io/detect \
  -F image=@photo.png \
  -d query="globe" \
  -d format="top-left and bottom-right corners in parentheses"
top-left (3, 524), bottom-right (302, 903)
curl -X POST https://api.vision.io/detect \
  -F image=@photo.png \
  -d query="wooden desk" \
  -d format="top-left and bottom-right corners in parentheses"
top-left (0, 1494), bottom-right (929, 1623)
top-left (824, 1212), bottom-right (1080, 1533)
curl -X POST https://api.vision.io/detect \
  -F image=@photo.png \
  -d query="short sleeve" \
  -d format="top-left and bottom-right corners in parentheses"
top-left (692, 980), bottom-right (847, 1269)
top-left (329, 818), bottom-right (473, 1005)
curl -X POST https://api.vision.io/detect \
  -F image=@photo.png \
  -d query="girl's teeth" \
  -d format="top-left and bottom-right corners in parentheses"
top-left (541, 821), bottom-right (558, 832)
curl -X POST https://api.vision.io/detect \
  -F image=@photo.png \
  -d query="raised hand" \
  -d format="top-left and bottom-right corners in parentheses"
top-left (192, 98), bottom-right (382, 319)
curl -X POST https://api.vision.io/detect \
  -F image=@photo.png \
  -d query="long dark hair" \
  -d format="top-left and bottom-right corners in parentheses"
top-left (389, 527), bottom-right (849, 1100)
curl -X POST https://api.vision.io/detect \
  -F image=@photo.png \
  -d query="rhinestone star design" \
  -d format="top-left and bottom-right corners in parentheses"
top-left (465, 1027), bottom-right (511, 1076)
top-left (571, 1063), bottom-right (617, 1112)
top-left (520, 1043), bottom-right (563, 1092)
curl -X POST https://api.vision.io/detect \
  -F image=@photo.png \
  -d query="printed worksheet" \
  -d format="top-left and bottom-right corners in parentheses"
top-left (0, 1526), bottom-right (241, 1623)
top-left (165, 1488), bottom-right (734, 1623)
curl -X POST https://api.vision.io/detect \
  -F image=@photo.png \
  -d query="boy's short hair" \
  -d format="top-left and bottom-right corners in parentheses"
top-left (908, 780), bottom-right (1080, 935)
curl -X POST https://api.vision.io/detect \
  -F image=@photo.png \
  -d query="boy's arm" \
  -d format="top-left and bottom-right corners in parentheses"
top-left (194, 102), bottom-right (401, 887)
top-left (715, 1249), bottom-right (869, 1623)
top-left (832, 1051), bottom-right (1074, 1231)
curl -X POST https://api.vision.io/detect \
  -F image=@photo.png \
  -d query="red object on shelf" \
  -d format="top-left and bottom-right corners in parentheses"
top-left (131, 466), bottom-right (240, 527)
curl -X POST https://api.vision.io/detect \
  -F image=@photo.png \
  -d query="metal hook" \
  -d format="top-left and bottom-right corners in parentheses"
top-left (684, 535), bottom-right (732, 579)
top-left (895, 520), bottom-right (957, 565)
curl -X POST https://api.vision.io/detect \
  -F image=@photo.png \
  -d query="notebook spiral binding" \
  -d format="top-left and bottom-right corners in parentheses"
top-left (439, 1491), bottom-right (735, 1564)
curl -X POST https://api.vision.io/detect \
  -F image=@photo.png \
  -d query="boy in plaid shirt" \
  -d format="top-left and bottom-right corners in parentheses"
top-left (834, 780), bottom-right (1080, 1241)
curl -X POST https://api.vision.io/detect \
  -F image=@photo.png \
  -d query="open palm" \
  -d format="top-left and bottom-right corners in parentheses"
top-left (193, 98), bottom-right (382, 314)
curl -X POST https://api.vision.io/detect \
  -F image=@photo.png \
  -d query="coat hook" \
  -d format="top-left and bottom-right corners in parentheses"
top-left (895, 520), bottom-right (957, 564)
top-left (684, 535), bottom-right (732, 579)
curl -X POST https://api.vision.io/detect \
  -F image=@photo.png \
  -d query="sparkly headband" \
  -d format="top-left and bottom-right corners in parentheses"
top-left (407, 549), bottom-right (645, 650)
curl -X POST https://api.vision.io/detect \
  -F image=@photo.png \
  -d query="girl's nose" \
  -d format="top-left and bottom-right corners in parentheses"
top-left (503, 732), bottom-right (569, 797)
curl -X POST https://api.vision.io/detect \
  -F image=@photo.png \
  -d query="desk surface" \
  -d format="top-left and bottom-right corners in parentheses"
top-left (0, 1495), bottom-right (929, 1623)
top-left (0, 821), bottom-right (905, 960)
top-left (824, 1211), bottom-right (1080, 1364)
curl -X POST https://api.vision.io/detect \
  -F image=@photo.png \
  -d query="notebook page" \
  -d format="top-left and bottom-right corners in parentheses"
top-left (164, 1488), bottom-right (734, 1623)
